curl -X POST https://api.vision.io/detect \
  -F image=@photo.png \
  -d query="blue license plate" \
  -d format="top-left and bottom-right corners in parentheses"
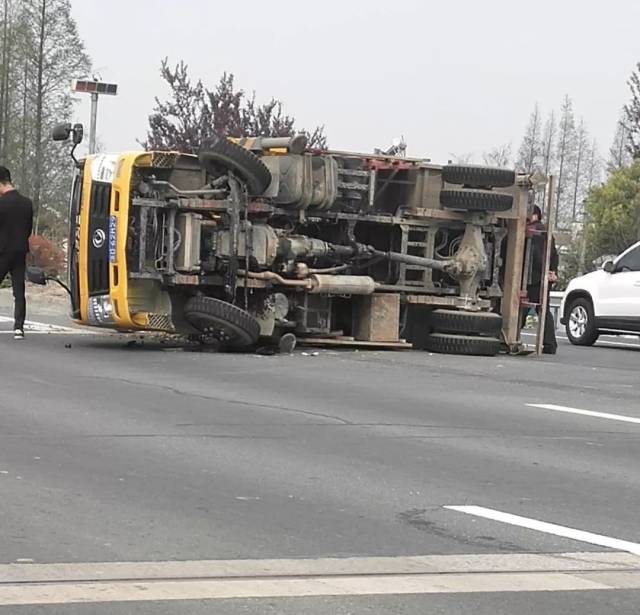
top-left (109, 216), bottom-right (117, 263)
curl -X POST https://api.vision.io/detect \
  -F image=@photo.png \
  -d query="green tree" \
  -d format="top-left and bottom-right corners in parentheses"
top-left (584, 160), bottom-right (640, 265)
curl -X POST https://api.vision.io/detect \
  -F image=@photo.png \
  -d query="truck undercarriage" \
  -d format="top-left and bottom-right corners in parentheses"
top-left (118, 135), bottom-right (532, 355)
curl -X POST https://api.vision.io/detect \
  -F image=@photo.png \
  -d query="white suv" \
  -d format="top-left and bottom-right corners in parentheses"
top-left (560, 241), bottom-right (640, 345)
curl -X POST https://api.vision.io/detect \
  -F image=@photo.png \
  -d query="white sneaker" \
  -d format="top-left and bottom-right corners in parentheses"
top-left (14, 329), bottom-right (24, 340)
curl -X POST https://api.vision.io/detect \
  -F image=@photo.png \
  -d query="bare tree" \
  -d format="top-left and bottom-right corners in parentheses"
top-left (538, 110), bottom-right (556, 209)
top-left (516, 103), bottom-right (542, 173)
top-left (555, 95), bottom-right (577, 228)
top-left (608, 112), bottom-right (632, 171)
top-left (482, 143), bottom-right (512, 167)
top-left (571, 118), bottom-right (588, 222)
top-left (585, 138), bottom-right (602, 191)
top-left (448, 152), bottom-right (475, 164)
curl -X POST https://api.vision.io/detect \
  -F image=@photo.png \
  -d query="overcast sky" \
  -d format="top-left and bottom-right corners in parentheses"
top-left (70, 0), bottom-right (639, 164)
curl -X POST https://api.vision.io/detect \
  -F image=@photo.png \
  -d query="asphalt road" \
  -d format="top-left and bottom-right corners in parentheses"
top-left (0, 308), bottom-right (639, 613)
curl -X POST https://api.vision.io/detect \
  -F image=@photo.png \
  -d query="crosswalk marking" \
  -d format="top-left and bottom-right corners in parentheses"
top-left (1, 552), bottom-right (639, 605)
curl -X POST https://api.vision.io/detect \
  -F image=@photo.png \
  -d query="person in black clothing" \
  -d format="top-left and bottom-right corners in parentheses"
top-left (0, 166), bottom-right (33, 339)
top-left (522, 204), bottom-right (559, 354)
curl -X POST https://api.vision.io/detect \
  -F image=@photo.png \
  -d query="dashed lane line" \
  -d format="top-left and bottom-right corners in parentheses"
top-left (526, 403), bottom-right (640, 426)
top-left (445, 506), bottom-right (640, 556)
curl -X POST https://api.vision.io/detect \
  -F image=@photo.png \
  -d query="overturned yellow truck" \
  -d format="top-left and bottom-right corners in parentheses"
top-left (51, 124), bottom-right (532, 356)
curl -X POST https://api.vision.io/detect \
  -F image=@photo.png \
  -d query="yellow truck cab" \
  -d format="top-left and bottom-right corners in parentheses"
top-left (69, 150), bottom-right (201, 333)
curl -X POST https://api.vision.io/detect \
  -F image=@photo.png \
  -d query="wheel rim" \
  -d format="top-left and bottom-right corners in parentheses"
top-left (569, 305), bottom-right (588, 338)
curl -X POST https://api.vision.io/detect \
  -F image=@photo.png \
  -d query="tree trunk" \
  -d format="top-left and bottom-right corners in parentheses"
top-left (33, 0), bottom-right (46, 233)
top-left (586, 139), bottom-right (597, 192)
top-left (571, 126), bottom-right (585, 221)
top-left (540, 112), bottom-right (555, 209)
top-left (0, 0), bottom-right (9, 160)
top-left (555, 133), bottom-right (567, 227)
top-left (19, 56), bottom-right (27, 188)
top-left (526, 106), bottom-right (540, 173)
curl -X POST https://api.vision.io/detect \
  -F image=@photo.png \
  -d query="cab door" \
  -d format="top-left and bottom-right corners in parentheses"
top-left (67, 165), bottom-right (84, 319)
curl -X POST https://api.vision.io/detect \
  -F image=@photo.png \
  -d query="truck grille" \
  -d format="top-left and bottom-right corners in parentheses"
top-left (88, 181), bottom-right (111, 296)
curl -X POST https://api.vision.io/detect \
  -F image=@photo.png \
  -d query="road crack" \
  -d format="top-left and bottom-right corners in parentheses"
top-left (83, 375), bottom-right (353, 425)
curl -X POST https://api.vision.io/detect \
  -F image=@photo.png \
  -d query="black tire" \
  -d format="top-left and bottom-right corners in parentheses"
top-left (440, 189), bottom-right (513, 212)
top-left (442, 165), bottom-right (515, 188)
top-left (184, 296), bottom-right (260, 347)
top-left (424, 333), bottom-right (501, 356)
top-left (430, 309), bottom-right (502, 336)
top-left (199, 136), bottom-right (272, 196)
top-left (564, 297), bottom-right (599, 346)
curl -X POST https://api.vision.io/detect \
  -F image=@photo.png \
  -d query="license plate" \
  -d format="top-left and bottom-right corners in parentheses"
top-left (109, 215), bottom-right (117, 263)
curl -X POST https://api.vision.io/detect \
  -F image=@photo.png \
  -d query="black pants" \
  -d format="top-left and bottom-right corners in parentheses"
top-left (0, 251), bottom-right (26, 329)
top-left (521, 284), bottom-right (557, 350)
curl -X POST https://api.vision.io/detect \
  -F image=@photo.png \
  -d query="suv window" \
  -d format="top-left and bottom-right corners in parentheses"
top-left (616, 245), bottom-right (640, 272)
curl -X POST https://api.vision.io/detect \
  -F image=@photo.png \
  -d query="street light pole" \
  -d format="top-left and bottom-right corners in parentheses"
top-left (71, 79), bottom-right (118, 154)
top-left (89, 92), bottom-right (99, 154)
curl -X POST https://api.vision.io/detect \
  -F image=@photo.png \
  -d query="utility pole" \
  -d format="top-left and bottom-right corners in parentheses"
top-left (71, 78), bottom-right (118, 154)
top-left (578, 200), bottom-right (588, 275)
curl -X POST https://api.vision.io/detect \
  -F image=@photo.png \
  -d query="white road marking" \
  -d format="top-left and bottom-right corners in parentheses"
top-left (0, 315), bottom-right (102, 335)
top-left (521, 332), bottom-right (640, 348)
top-left (526, 403), bottom-right (640, 426)
top-left (0, 315), bottom-right (74, 332)
top-left (0, 330), bottom-right (93, 336)
top-left (1, 552), bottom-right (639, 605)
top-left (445, 506), bottom-right (640, 556)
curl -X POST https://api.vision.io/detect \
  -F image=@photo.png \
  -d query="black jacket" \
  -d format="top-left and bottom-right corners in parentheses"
top-left (0, 190), bottom-right (33, 254)
top-left (529, 221), bottom-right (559, 286)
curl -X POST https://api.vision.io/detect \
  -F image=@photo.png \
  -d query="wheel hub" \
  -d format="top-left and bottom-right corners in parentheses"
top-left (569, 305), bottom-right (588, 338)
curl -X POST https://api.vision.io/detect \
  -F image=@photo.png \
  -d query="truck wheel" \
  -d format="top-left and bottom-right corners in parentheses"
top-left (430, 309), bottom-right (502, 336)
top-left (440, 189), bottom-right (513, 212)
top-left (442, 165), bottom-right (515, 188)
top-left (565, 297), bottom-right (599, 346)
top-left (424, 332), bottom-right (501, 356)
top-left (184, 296), bottom-right (261, 347)
top-left (199, 136), bottom-right (272, 196)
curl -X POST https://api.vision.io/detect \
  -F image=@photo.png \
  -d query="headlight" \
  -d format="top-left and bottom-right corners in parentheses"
top-left (87, 294), bottom-right (115, 326)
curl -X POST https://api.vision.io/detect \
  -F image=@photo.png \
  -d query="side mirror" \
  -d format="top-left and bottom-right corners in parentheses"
top-left (72, 123), bottom-right (84, 145)
top-left (603, 260), bottom-right (615, 274)
top-left (26, 266), bottom-right (47, 285)
top-left (52, 122), bottom-right (72, 141)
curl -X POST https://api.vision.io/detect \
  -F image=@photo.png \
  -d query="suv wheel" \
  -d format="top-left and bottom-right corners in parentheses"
top-left (565, 297), bottom-right (599, 346)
